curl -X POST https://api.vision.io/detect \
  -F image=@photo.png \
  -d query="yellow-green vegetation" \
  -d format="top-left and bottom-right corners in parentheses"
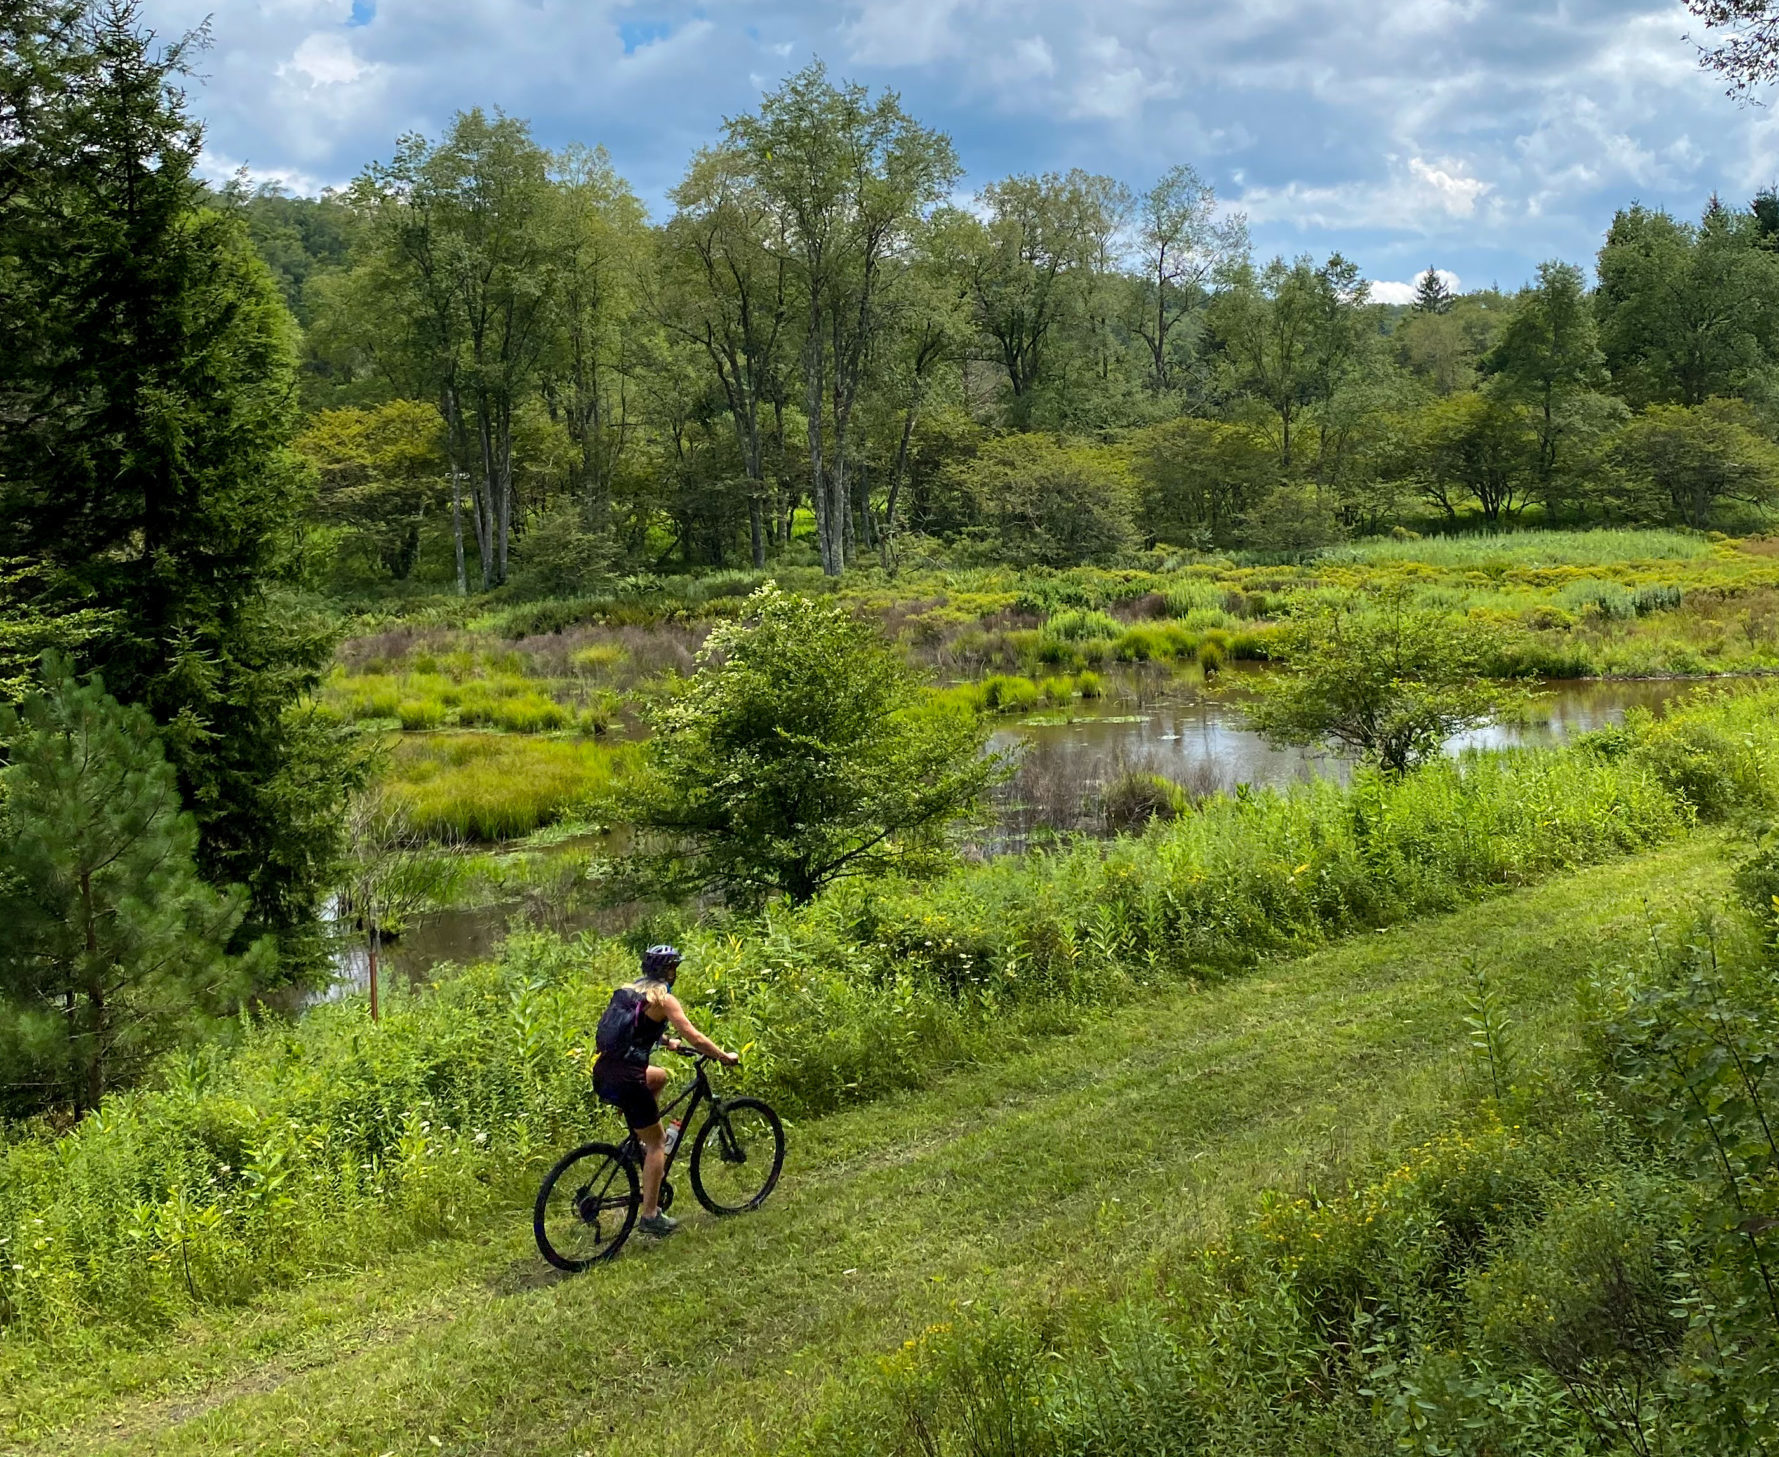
top-left (3, 687), bottom-right (1774, 1367)
top-left (323, 529), bottom-right (1779, 852)
top-left (421, 530), bottom-right (1779, 702)
top-left (382, 733), bottom-right (643, 841)
top-left (0, 838), bottom-right (1731, 1454)
top-left (324, 666), bottom-right (613, 735)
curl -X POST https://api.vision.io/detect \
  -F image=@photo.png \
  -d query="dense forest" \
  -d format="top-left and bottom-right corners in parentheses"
top-left (239, 72), bottom-right (1779, 589)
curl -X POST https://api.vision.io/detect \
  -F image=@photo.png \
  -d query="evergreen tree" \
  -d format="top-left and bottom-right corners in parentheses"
top-left (0, 658), bottom-right (261, 1116)
top-left (0, 1), bottom-right (349, 968)
top-left (1412, 267), bottom-right (1454, 314)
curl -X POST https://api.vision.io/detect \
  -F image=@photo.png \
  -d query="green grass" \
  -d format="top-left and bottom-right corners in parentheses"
top-left (0, 837), bottom-right (1729, 1456)
top-left (383, 733), bottom-right (642, 841)
top-left (1318, 527), bottom-right (1717, 567)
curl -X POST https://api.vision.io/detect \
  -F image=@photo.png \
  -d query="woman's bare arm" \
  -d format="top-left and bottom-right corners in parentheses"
top-left (662, 994), bottom-right (738, 1063)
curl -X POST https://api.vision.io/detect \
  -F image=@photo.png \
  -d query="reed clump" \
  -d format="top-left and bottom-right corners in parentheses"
top-left (384, 733), bottom-right (643, 841)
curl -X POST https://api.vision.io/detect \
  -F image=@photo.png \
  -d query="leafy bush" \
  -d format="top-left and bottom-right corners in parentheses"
top-left (1634, 582), bottom-right (1684, 615)
top-left (1162, 579), bottom-right (1225, 617)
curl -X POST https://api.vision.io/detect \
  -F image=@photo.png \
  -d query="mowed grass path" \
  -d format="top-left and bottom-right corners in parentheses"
top-left (6, 838), bottom-right (1727, 1457)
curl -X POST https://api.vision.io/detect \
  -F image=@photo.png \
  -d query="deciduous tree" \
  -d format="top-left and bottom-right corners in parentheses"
top-left (1614, 399), bottom-right (1779, 527)
top-left (1243, 594), bottom-right (1522, 775)
top-left (613, 585), bottom-right (1002, 904)
top-left (1485, 261), bottom-right (1608, 494)
top-left (1131, 164), bottom-right (1246, 395)
top-left (728, 64), bottom-right (957, 575)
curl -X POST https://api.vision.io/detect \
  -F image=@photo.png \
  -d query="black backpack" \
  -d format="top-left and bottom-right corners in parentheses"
top-left (595, 984), bottom-right (646, 1058)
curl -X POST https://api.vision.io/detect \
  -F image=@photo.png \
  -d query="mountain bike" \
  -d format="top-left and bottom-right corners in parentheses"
top-left (533, 1047), bottom-right (785, 1271)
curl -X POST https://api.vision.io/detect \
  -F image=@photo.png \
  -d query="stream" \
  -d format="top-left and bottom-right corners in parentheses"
top-left (325, 675), bottom-right (1699, 999)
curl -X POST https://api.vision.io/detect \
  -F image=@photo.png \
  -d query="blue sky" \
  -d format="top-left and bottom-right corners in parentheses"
top-left (142, 0), bottom-right (1777, 300)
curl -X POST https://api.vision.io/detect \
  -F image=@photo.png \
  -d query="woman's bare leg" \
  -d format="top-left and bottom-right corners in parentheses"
top-left (637, 1122), bottom-right (665, 1217)
top-left (637, 1065), bottom-right (672, 1217)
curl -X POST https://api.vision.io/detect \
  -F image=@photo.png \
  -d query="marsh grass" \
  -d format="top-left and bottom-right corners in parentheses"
top-left (1320, 527), bottom-right (1716, 567)
top-left (383, 734), bottom-right (643, 841)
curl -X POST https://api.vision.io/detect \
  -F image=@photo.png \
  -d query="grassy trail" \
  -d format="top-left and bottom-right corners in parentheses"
top-left (5, 838), bottom-right (1726, 1457)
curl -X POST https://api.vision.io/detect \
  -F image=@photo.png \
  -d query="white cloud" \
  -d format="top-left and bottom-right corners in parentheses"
top-left (134, 0), bottom-right (1777, 289)
top-left (1408, 157), bottom-right (1490, 217)
top-left (282, 33), bottom-right (374, 88)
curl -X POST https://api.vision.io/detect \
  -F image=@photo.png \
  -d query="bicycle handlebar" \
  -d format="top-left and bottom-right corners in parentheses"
top-left (667, 1044), bottom-right (739, 1065)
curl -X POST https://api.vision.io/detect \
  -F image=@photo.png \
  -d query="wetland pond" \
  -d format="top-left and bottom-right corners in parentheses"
top-left (326, 674), bottom-right (1698, 998)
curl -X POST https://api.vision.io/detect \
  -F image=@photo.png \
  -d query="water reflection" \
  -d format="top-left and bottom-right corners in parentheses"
top-left (323, 676), bottom-right (1700, 998)
top-left (987, 677), bottom-right (1696, 851)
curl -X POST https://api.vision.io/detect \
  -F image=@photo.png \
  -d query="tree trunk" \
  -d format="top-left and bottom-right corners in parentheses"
top-left (79, 868), bottom-right (103, 1112)
top-left (748, 495), bottom-right (765, 567)
top-left (803, 303), bottom-right (834, 575)
top-left (368, 920), bottom-right (381, 1024)
top-left (496, 411), bottom-right (514, 587)
top-left (882, 405), bottom-right (918, 570)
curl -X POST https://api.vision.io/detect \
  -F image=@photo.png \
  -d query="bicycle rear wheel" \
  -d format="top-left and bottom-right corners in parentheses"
top-left (534, 1142), bottom-right (638, 1271)
top-left (690, 1098), bottom-right (784, 1215)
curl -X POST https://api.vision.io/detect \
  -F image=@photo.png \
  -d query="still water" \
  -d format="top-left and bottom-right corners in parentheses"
top-left (326, 676), bottom-right (1699, 998)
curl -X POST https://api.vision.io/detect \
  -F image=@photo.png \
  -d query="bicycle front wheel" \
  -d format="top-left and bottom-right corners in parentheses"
top-left (534, 1142), bottom-right (638, 1271)
top-left (690, 1098), bottom-right (784, 1215)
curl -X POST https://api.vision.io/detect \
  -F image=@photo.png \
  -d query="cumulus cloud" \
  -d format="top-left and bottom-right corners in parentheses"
top-left (1408, 159), bottom-right (1490, 217)
top-left (282, 33), bottom-right (376, 88)
top-left (136, 0), bottom-right (1762, 287)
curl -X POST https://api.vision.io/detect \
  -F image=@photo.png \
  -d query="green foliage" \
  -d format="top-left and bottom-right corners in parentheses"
top-left (1597, 203), bottom-right (1779, 409)
top-left (507, 500), bottom-right (618, 599)
top-left (1319, 528), bottom-right (1713, 567)
top-left (1041, 608), bottom-right (1122, 642)
top-left (293, 400), bottom-right (447, 581)
top-left (1410, 392), bottom-right (1540, 524)
top-left (0, 2), bottom-right (349, 963)
top-left (1614, 400), bottom-right (1779, 529)
top-left (1586, 927), bottom-right (1779, 1449)
top-left (1133, 417), bottom-right (1280, 546)
top-left (947, 435), bottom-right (1138, 566)
top-left (613, 584), bottom-right (1004, 904)
top-left (1557, 576), bottom-right (1638, 619)
top-left (0, 659), bottom-right (262, 1117)
top-left (1244, 593), bottom-right (1527, 774)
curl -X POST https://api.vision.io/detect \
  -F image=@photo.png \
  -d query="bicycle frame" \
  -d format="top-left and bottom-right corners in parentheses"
top-left (619, 1049), bottom-right (719, 1178)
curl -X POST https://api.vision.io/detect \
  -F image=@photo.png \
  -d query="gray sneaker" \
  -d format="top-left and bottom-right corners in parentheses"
top-left (638, 1212), bottom-right (679, 1237)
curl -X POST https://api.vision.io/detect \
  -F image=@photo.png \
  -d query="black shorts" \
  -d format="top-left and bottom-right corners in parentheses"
top-left (595, 1069), bottom-right (659, 1131)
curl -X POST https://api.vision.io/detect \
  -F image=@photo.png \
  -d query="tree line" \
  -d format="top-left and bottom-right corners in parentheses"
top-left (252, 75), bottom-right (1779, 587)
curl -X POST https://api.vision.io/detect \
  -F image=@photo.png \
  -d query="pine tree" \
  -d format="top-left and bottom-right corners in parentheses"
top-left (1413, 266), bottom-right (1455, 314)
top-left (0, 657), bottom-right (263, 1116)
top-left (0, 2), bottom-right (351, 969)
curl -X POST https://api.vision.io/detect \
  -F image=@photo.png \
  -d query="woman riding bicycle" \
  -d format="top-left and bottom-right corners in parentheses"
top-left (591, 945), bottom-right (738, 1237)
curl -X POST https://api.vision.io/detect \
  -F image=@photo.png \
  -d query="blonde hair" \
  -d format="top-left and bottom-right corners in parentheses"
top-left (631, 977), bottom-right (672, 1008)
